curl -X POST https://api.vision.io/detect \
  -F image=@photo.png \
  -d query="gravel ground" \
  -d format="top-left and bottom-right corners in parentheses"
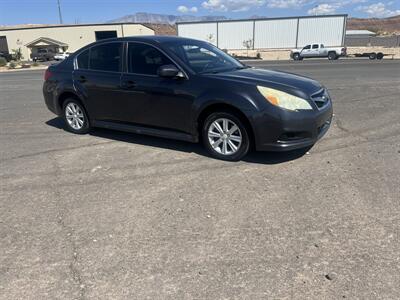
top-left (1, 59), bottom-right (399, 299)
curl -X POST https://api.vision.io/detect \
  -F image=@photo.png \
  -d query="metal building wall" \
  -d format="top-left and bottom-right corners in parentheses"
top-left (297, 16), bottom-right (346, 47)
top-left (254, 19), bottom-right (298, 49)
top-left (177, 15), bottom-right (347, 50)
top-left (218, 21), bottom-right (253, 50)
top-left (177, 22), bottom-right (218, 45)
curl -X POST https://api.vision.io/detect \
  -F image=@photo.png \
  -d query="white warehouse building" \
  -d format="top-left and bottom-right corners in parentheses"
top-left (0, 23), bottom-right (154, 61)
top-left (177, 14), bottom-right (347, 50)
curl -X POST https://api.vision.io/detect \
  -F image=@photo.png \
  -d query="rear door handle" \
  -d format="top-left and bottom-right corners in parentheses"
top-left (121, 80), bottom-right (137, 89)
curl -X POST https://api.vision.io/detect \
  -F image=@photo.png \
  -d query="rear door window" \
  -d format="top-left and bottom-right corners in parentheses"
top-left (312, 44), bottom-right (319, 49)
top-left (89, 42), bottom-right (123, 72)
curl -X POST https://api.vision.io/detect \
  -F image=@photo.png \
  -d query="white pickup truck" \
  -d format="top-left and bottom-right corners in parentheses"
top-left (290, 44), bottom-right (346, 61)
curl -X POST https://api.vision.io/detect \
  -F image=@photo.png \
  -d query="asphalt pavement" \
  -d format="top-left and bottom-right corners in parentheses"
top-left (1, 59), bottom-right (399, 299)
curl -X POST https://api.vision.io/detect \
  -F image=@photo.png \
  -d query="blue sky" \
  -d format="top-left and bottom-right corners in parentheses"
top-left (0, 0), bottom-right (399, 25)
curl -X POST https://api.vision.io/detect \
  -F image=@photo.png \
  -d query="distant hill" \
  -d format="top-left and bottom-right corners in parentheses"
top-left (108, 12), bottom-right (228, 25)
top-left (347, 15), bottom-right (400, 35)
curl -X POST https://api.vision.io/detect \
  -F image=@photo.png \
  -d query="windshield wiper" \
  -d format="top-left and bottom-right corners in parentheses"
top-left (199, 65), bottom-right (250, 75)
top-left (235, 65), bottom-right (251, 70)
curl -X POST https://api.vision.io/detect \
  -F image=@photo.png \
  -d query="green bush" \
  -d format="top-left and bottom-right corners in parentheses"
top-left (32, 62), bottom-right (39, 67)
top-left (0, 57), bottom-right (7, 67)
top-left (8, 61), bottom-right (16, 69)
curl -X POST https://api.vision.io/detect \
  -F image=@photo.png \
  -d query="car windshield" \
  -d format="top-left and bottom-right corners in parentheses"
top-left (165, 40), bottom-right (245, 74)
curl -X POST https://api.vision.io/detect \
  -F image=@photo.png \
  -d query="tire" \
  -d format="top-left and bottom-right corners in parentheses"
top-left (377, 52), bottom-right (383, 60)
top-left (328, 52), bottom-right (337, 60)
top-left (369, 53), bottom-right (376, 60)
top-left (202, 112), bottom-right (250, 161)
top-left (62, 98), bottom-right (91, 134)
top-left (293, 53), bottom-right (300, 61)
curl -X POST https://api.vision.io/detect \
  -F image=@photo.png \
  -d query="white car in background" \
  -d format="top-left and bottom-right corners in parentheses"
top-left (54, 52), bottom-right (70, 61)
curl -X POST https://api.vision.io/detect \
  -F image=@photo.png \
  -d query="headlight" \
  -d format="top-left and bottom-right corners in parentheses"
top-left (257, 86), bottom-right (313, 111)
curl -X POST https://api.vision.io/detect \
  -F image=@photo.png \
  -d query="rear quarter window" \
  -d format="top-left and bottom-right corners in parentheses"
top-left (77, 49), bottom-right (89, 69)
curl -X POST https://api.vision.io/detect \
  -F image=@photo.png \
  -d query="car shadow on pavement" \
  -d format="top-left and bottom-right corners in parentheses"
top-left (46, 117), bottom-right (310, 165)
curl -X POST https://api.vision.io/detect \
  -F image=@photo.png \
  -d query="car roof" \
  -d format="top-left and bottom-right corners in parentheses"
top-left (97, 35), bottom-right (200, 44)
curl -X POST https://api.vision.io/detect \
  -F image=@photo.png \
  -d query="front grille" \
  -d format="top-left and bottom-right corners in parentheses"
top-left (311, 89), bottom-right (330, 109)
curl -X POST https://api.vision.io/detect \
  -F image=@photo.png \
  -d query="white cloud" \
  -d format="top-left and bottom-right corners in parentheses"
top-left (177, 5), bottom-right (188, 13)
top-left (308, 3), bottom-right (337, 15)
top-left (202, 0), bottom-right (266, 12)
top-left (177, 5), bottom-right (198, 13)
top-left (267, 0), bottom-right (308, 9)
top-left (356, 2), bottom-right (400, 17)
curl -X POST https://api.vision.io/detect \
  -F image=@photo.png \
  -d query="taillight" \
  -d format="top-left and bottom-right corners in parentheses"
top-left (44, 68), bottom-right (52, 81)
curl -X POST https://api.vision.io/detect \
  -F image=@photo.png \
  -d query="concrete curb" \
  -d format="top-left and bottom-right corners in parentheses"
top-left (0, 66), bottom-right (48, 73)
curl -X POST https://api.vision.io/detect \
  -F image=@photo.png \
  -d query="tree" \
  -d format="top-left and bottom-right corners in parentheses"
top-left (243, 39), bottom-right (253, 57)
top-left (206, 34), bottom-right (215, 44)
top-left (11, 48), bottom-right (23, 61)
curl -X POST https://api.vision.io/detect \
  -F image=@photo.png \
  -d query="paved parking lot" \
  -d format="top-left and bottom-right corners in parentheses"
top-left (1, 59), bottom-right (399, 299)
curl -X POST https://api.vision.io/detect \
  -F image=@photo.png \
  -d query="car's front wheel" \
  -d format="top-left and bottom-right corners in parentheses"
top-left (202, 112), bottom-right (250, 161)
top-left (62, 98), bottom-right (90, 134)
top-left (293, 53), bottom-right (301, 61)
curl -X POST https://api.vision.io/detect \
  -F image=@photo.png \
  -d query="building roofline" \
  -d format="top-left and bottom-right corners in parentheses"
top-left (0, 22), bottom-right (154, 32)
top-left (25, 37), bottom-right (69, 47)
top-left (176, 14), bottom-right (348, 25)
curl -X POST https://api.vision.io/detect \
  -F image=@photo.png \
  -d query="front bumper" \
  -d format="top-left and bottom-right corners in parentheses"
top-left (253, 100), bottom-right (333, 152)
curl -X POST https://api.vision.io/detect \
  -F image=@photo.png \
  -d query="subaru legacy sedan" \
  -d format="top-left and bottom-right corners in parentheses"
top-left (43, 36), bottom-right (332, 161)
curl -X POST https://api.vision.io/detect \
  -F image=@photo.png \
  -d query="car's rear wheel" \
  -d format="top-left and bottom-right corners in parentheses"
top-left (369, 53), bottom-right (377, 60)
top-left (62, 98), bottom-right (90, 134)
top-left (328, 52), bottom-right (337, 60)
top-left (202, 112), bottom-right (250, 161)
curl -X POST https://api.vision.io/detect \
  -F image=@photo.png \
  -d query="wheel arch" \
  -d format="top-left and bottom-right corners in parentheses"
top-left (57, 91), bottom-right (85, 114)
top-left (196, 102), bottom-right (256, 147)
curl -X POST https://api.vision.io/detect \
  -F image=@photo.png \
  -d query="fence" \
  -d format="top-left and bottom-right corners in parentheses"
top-left (345, 36), bottom-right (400, 47)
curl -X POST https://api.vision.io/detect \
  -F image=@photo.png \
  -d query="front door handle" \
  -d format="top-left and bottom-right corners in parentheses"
top-left (121, 80), bottom-right (137, 89)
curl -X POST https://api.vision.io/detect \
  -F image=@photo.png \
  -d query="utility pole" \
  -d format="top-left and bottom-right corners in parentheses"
top-left (57, 0), bottom-right (63, 24)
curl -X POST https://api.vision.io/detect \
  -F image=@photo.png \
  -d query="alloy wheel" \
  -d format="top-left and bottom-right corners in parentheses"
top-left (65, 102), bottom-right (85, 130)
top-left (208, 118), bottom-right (242, 155)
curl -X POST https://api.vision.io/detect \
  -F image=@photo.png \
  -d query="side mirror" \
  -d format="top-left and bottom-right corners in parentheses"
top-left (157, 65), bottom-right (185, 78)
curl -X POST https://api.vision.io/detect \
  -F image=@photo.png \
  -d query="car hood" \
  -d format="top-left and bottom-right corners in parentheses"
top-left (209, 68), bottom-right (322, 97)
